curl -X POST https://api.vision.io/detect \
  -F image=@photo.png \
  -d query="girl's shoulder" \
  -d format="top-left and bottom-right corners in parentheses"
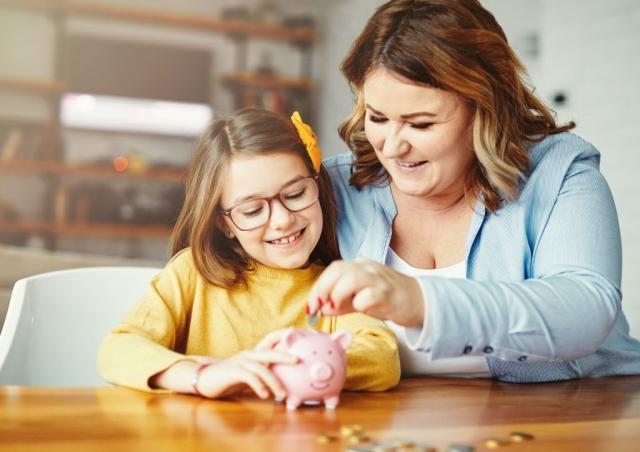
top-left (166, 247), bottom-right (194, 267)
top-left (161, 247), bottom-right (199, 282)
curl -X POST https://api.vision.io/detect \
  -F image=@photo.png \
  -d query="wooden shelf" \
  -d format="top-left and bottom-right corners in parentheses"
top-left (0, 159), bottom-right (185, 183)
top-left (0, 220), bottom-right (172, 239)
top-left (0, 117), bottom-right (51, 128)
top-left (221, 73), bottom-right (312, 91)
top-left (0, 0), bottom-right (316, 44)
top-left (0, 76), bottom-right (65, 95)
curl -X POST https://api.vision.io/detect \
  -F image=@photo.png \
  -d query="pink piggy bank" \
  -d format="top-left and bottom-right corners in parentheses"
top-left (270, 328), bottom-right (352, 410)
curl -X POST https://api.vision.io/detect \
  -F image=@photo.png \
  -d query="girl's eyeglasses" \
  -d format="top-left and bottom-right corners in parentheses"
top-left (221, 175), bottom-right (319, 231)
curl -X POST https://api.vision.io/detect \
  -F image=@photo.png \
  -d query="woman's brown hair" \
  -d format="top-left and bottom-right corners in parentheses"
top-left (171, 108), bottom-right (340, 289)
top-left (340, 0), bottom-right (575, 211)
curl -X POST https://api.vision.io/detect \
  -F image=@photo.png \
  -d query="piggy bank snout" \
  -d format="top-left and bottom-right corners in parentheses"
top-left (309, 362), bottom-right (334, 382)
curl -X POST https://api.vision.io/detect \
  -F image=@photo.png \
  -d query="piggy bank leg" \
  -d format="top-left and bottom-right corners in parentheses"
top-left (286, 396), bottom-right (303, 410)
top-left (324, 395), bottom-right (340, 410)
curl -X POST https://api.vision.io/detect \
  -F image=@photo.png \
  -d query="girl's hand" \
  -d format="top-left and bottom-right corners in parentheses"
top-left (254, 328), bottom-right (294, 351)
top-left (308, 258), bottom-right (425, 327)
top-left (195, 350), bottom-right (298, 400)
top-left (190, 355), bottom-right (218, 365)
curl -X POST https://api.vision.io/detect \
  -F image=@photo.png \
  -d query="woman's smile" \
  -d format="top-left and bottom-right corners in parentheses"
top-left (394, 160), bottom-right (429, 172)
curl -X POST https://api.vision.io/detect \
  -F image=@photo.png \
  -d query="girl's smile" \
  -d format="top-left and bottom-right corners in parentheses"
top-left (266, 228), bottom-right (306, 247)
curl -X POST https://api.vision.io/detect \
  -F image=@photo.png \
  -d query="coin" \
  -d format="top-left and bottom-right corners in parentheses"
top-left (446, 444), bottom-right (474, 452)
top-left (349, 435), bottom-right (371, 445)
top-left (392, 439), bottom-right (416, 448)
top-left (307, 312), bottom-right (319, 327)
top-left (340, 424), bottom-right (364, 437)
top-left (370, 443), bottom-right (398, 452)
top-left (484, 438), bottom-right (509, 449)
top-left (510, 431), bottom-right (534, 442)
top-left (316, 433), bottom-right (338, 444)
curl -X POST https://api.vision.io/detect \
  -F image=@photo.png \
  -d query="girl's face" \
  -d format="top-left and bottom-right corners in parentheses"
top-left (219, 151), bottom-right (323, 270)
top-left (362, 67), bottom-right (476, 199)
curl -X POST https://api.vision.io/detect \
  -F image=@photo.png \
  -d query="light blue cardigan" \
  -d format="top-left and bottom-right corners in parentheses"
top-left (325, 132), bottom-right (640, 382)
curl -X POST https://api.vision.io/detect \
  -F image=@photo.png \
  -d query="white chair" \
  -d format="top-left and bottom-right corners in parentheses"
top-left (0, 266), bottom-right (161, 386)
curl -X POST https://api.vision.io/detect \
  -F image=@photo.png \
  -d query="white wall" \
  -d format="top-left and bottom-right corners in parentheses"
top-left (314, 0), bottom-right (640, 337)
top-left (534, 0), bottom-right (640, 337)
top-left (313, 0), bottom-right (384, 156)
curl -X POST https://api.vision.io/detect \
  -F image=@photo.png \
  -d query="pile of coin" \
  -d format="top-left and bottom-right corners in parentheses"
top-left (317, 424), bottom-right (436, 451)
top-left (316, 425), bottom-right (535, 451)
top-left (316, 433), bottom-right (339, 445)
top-left (484, 431), bottom-right (535, 449)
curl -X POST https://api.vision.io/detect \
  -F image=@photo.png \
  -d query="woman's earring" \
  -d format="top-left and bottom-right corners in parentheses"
top-left (226, 231), bottom-right (234, 239)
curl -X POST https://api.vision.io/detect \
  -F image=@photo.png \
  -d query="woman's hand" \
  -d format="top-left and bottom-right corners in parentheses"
top-left (195, 350), bottom-right (298, 400)
top-left (308, 258), bottom-right (425, 327)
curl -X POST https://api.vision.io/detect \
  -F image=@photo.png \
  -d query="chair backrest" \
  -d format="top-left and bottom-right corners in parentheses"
top-left (0, 266), bottom-right (161, 386)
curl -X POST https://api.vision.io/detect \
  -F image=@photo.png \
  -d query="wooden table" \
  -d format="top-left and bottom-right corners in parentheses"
top-left (2, 376), bottom-right (640, 451)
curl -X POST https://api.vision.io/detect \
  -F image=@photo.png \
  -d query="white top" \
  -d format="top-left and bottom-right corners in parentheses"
top-left (384, 248), bottom-right (490, 378)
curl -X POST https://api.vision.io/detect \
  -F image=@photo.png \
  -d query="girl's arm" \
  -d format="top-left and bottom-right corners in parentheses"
top-left (97, 250), bottom-right (299, 398)
top-left (149, 350), bottom-right (297, 399)
top-left (97, 250), bottom-right (198, 391)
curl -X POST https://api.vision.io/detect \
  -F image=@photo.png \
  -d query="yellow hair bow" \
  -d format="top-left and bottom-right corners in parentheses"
top-left (291, 111), bottom-right (322, 173)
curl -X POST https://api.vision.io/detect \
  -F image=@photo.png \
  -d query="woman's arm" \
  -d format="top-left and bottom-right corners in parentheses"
top-left (313, 157), bottom-right (622, 363)
top-left (418, 159), bottom-right (621, 362)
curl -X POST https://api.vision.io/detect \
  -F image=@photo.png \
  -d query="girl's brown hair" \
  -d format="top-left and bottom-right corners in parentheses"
top-left (171, 108), bottom-right (340, 289)
top-left (340, 0), bottom-right (575, 211)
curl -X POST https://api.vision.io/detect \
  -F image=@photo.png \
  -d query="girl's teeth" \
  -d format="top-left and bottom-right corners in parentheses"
top-left (272, 230), bottom-right (302, 245)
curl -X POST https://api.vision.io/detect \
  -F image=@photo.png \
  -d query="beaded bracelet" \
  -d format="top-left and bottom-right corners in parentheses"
top-left (191, 363), bottom-right (211, 397)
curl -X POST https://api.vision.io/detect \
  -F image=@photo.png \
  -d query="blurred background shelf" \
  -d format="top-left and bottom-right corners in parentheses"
top-left (0, 220), bottom-right (172, 239)
top-left (0, 76), bottom-right (66, 95)
top-left (221, 73), bottom-right (312, 91)
top-left (0, 0), bottom-right (316, 44)
top-left (0, 160), bottom-right (185, 183)
top-left (0, 0), bottom-right (316, 259)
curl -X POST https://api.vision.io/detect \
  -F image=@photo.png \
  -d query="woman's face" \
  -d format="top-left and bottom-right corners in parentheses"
top-left (362, 67), bottom-right (476, 199)
top-left (219, 151), bottom-right (323, 270)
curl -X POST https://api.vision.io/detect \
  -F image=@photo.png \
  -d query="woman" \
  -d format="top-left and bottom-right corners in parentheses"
top-left (308, 0), bottom-right (640, 382)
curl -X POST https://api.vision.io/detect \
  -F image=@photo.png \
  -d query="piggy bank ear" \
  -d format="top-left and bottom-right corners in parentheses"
top-left (330, 330), bottom-right (352, 350)
top-left (282, 328), bottom-right (302, 349)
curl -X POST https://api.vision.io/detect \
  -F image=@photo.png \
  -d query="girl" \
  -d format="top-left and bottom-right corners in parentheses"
top-left (98, 108), bottom-right (400, 399)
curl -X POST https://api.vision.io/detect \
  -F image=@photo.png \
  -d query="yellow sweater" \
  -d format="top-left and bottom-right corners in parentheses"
top-left (97, 248), bottom-right (400, 392)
